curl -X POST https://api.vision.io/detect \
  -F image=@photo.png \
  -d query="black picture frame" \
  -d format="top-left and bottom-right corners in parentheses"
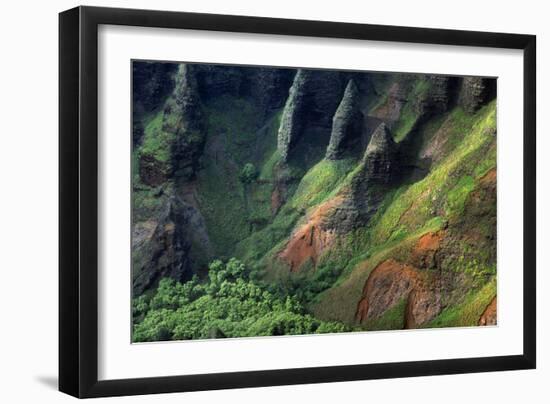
top-left (59, 5), bottom-right (536, 398)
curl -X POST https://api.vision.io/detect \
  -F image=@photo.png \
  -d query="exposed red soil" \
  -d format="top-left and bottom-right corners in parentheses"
top-left (351, 171), bottom-right (497, 329)
top-left (355, 231), bottom-right (447, 327)
top-left (417, 232), bottom-right (442, 251)
top-left (480, 167), bottom-right (497, 186)
top-left (355, 259), bottom-right (419, 323)
top-left (405, 277), bottom-right (442, 328)
top-left (411, 231), bottom-right (445, 269)
top-left (478, 296), bottom-right (497, 326)
top-left (278, 197), bottom-right (343, 272)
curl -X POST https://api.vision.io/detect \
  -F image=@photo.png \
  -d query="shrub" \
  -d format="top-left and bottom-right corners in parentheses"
top-left (239, 163), bottom-right (258, 184)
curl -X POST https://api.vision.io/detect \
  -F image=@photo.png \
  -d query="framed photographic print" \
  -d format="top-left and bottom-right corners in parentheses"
top-left (59, 6), bottom-right (536, 398)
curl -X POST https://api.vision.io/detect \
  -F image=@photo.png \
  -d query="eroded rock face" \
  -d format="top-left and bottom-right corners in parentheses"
top-left (325, 79), bottom-right (364, 160)
top-left (405, 280), bottom-right (443, 328)
top-left (279, 124), bottom-right (400, 269)
top-left (278, 197), bottom-right (342, 271)
top-left (354, 258), bottom-right (443, 328)
top-left (132, 62), bottom-right (177, 147)
top-left (277, 70), bottom-right (309, 161)
top-left (246, 68), bottom-right (294, 118)
top-left (416, 75), bottom-right (457, 117)
top-left (277, 69), bottom-right (346, 161)
top-left (163, 64), bottom-right (206, 182)
top-left (132, 195), bottom-right (212, 295)
top-left (195, 64), bottom-right (243, 100)
top-left (132, 62), bottom-right (177, 115)
top-left (194, 65), bottom-right (293, 119)
top-left (370, 81), bottom-right (409, 125)
top-left (325, 123), bottom-right (399, 233)
top-left (277, 70), bottom-right (307, 161)
top-left (355, 260), bottom-right (420, 323)
top-left (139, 154), bottom-right (169, 187)
top-left (307, 71), bottom-right (347, 128)
top-left (132, 198), bottom-right (192, 295)
top-left (362, 123), bottom-right (399, 183)
top-left (458, 77), bottom-right (496, 114)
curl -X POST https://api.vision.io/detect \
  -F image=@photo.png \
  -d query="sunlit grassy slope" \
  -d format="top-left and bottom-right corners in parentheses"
top-left (312, 101), bottom-right (497, 327)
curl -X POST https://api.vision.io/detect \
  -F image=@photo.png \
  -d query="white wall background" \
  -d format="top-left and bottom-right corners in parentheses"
top-left (0, 0), bottom-right (545, 402)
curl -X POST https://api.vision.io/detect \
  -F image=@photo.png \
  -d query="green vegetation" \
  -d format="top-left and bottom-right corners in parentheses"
top-left (235, 204), bottom-right (301, 265)
top-left (370, 102), bottom-right (496, 245)
top-left (239, 163), bottom-right (258, 184)
top-left (133, 258), bottom-right (351, 341)
top-left (132, 66), bottom-right (498, 340)
top-left (423, 278), bottom-right (496, 328)
top-left (235, 157), bottom-right (356, 271)
top-left (445, 175), bottom-right (475, 217)
top-left (259, 150), bottom-right (281, 181)
top-left (311, 102), bottom-right (496, 327)
top-left (290, 158), bottom-right (355, 209)
top-left (140, 110), bottom-right (173, 163)
top-left (195, 98), bottom-right (279, 257)
top-left (374, 76), bottom-right (432, 143)
top-left (363, 297), bottom-right (407, 331)
top-left (311, 218), bottom-right (445, 324)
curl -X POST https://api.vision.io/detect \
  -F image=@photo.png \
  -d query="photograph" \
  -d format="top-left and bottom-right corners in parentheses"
top-left (0, 0), bottom-right (544, 401)
top-left (131, 61), bottom-right (498, 342)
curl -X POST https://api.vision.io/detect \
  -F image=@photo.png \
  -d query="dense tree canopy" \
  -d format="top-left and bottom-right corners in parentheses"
top-left (133, 258), bottom-right (351, 342)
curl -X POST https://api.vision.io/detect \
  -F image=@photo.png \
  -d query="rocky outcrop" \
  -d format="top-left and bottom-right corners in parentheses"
top-left (370, 81), bottom-right (409, 124)
top-left (325, 79), bottom-right (364, 160)
top-left (195, 64), bottom-right (243, 100)
top-left (132, 62), bottom-right (177, 147)
top-left (137, 64), bottom-right (205, 186)
top-left (139, 154), bottom-right (169, 187)
top-left (132, 197), bottom-right (193, 295)
top-left (355, 237), bottom-right (445, 328)
top-left (458, 77), bottom-right (496, 114)
top-left (371, 74), bottom-right (458, 137)
top-left (195, 65), bottom-right (293, 119)
top-left (324, 123), bottom-right (399, 232)
top-left (355, 259), bottom-right (419, 323)
top-left (277, 69), bottom-right (346, 161)
top-left (132, 195), bottom-right (212, 295)
top-left (132, 61), bottom-right (177, 114)
top-left (279, 124), bottom-right (401, 269)
top-left (246, 68), bottom-right (294, 117)
top-left (361, 122), bottom-right (399, 183)
top-left (306, 71), bottom-right (347, 128)
top-left (415, 75), bottom-right (457, 117)
top-left (277, 70), bottom-right (309, 161)
top-left (163, 64), bottom-right (206, 182)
